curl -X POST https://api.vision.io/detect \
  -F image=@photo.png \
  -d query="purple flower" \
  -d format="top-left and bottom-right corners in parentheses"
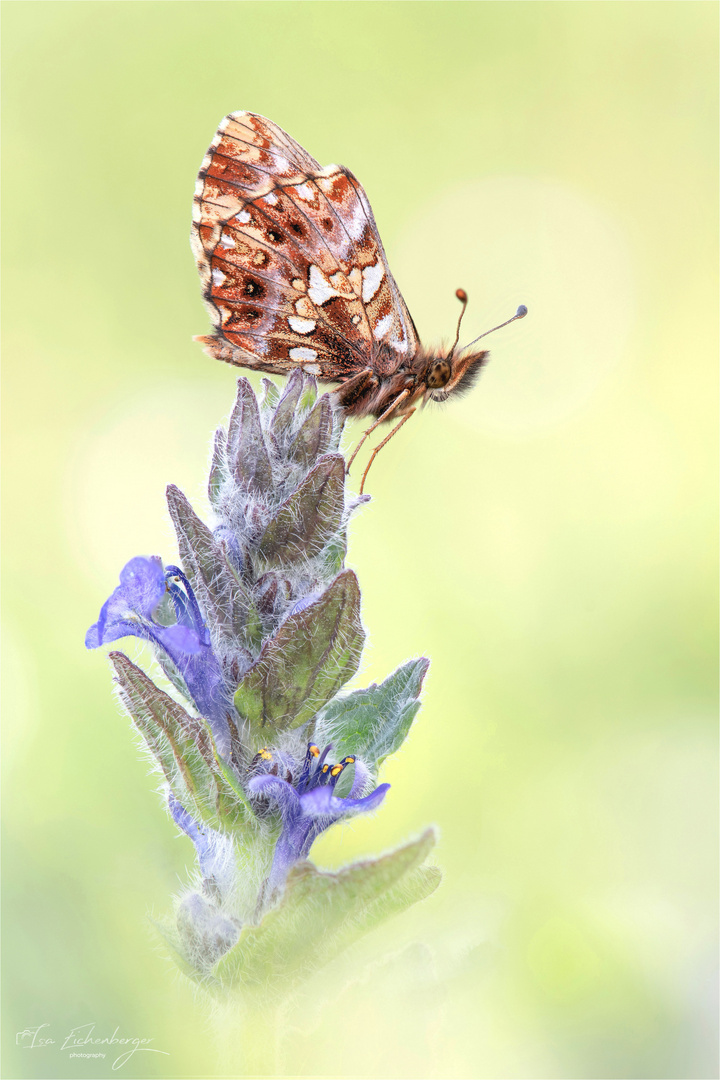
top-left (168, 792), bottom-right (234, 895)
top-left (248, 743), bottom-right (390, 897)
top-left (85, 556), bottom-right (231, 749)
top-left (169, 794), bottom-right (240, 963)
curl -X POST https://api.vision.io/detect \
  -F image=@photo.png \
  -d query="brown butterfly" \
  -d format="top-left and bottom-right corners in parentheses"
top-left (192, 111), bottom-right (526, 489)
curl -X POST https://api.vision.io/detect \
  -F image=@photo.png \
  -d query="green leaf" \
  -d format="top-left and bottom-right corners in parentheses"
top-left (350, 863), bottom-right (442, 941)
top-left (296, 373), bottom-right (317, 415)
top-left (233, 570), bottom-right (364, 734)
top-left (321, 526), bottom-right (348, 578)
top-left (227, 378), bottom-right (273, 493)
top-left (315, 657), bottom-right (429, 770)
top-left (207, 427), bottom-right (228, 508)
top-left (270, 370), bottom-right (304, 444)
top-left (176, 893), bottom-right (240, 972)
top-left (213, 829), bottom-right (439, 993)
top-left (218, 545), bottom-right (263, 654)
top-left (328, 403), bottom-right (345, 453)
top-left (110, 652), bottom-right (253, 832)
top-left (288, 396), bottom-right (332, 470)
top-left (166, 484), bottom-right (251, 643)
top-left (258, 455), bottom-right (346, 566)
top-left (259, 378), bottom-right (280, 416)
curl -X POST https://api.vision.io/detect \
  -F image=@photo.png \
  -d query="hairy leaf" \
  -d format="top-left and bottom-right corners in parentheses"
top-left (315, 657), bottom-right (429, 770)
top-left (227, 378), bottom-right (273, 493)
top-left (233, 570), bottom-right (364, 734)
top-left (214, 829), bottom-right (439, 993)
top-left (167, 484), bottom-right (250, 642)
top-left (296, 373), bottom-right (317, 416)
top-left (258, 455), bottom-right (345, 567)
top-left (289, 396), bottom-right (333, 470)
top-left (110, 652), bottom-right (252, 831)
top-left (207, 427), bottom-right (228, 508)
top-left (270, 370), bottom-right (305, 445)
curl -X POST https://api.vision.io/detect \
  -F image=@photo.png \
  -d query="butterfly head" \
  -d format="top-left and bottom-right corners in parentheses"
top-left (426, 358), bottom-right (452, 390)
top-left (423, 349), bottom-right (490, 404)
top-left (423, 295), bottom-right (528, 403)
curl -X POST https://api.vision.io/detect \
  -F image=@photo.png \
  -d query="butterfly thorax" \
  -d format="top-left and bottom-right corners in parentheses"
top-left (334, 345), bottom-right (491, 419)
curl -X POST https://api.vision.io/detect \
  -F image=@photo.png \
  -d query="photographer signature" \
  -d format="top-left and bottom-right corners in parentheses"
top-left (16, 1023), bottom-right (169, 1070)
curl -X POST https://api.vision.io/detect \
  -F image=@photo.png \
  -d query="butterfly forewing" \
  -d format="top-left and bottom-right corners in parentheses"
top-left (192, 111), bottom-right (419, 381)
top-left (338, 168), bottom-right (419, 365)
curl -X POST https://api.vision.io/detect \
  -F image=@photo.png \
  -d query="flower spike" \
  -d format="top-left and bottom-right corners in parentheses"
top-left (86, 375), bottom-right (438, 994)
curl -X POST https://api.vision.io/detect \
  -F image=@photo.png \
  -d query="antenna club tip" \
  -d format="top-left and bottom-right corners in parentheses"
top-left (455, 288), bottom-right (468, 303)
top-left (516, 304), bottom-right (528, 318)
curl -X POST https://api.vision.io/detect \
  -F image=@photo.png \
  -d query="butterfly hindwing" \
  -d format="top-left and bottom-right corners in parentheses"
top-left (192, 111), bottom-right (420, 380)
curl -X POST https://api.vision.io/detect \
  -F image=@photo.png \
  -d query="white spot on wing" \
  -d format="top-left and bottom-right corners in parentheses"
top-left (347, 204), bottom-right (366, 241)
top-left (289, 347), bottom-right (318, 362)
top-left (295, 183), bottom-right (314, 202)
top-left (234, 210), bottom-right (251, 224)
top-left (362, 260), bottom-right (385, 302)
top-left (288, 316), bottom-right (317, 334)
top-left (307, 265), bottom-right (340, 305)
top-left (373, 313), bottom-right (393, 340)
top-left (348, 267), bottom-right (362, 295)
top-left (263, 192), bottom-right (278, 205)
top-left (212, 268), bottom-right (226, 286)
top-left (220, 233), bottom-right (235, 249)
top-left (389, 326), bottom-right (410, 354)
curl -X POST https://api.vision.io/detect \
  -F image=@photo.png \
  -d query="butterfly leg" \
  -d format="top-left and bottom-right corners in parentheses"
top-left (346, 389), bottom-right (411, 475)
top-left (359, 408), bottom-right (416, 494)
top-left (334, 368), bottom-right (377, 412)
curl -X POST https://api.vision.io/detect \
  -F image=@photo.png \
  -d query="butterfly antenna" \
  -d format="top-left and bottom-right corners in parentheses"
top-left (461, 304), bottom-right (528, 351)
top-left (450, 288), bottom-right (469, 357)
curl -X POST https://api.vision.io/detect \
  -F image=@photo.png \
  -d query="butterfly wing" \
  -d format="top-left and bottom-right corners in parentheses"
top-left (192, 111), bottom-right (419, 380)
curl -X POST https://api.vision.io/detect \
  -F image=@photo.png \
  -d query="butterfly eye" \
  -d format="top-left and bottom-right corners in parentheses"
top-left (427, 359), bottom-right (452, 389)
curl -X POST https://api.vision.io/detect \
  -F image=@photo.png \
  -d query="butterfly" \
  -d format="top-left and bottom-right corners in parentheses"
top-left (192, 111), bottom-right (526, 488)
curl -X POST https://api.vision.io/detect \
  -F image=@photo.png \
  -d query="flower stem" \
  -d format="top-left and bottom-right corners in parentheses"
top-left (214, 995), bottom-right (282, 1077)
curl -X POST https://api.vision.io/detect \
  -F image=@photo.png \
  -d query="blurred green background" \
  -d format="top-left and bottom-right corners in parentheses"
top-left (2, 2), bottom-right (717, 1077)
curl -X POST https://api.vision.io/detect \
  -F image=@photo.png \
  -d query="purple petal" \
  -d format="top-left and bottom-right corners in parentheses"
top-left (86, 556), bottom-right (231, 751)
top-left (348, 757), bottom-right (371, 799)
top-left (89, 593), bottom-right (142, 648)
top-left (164, 565), bottom-right (209, 640)
top-left (86, 556), bottom-right (168, 649)
top-left (85, 615), bottom-right (138, 649)
top-left (168, 793), bottom-right (232, 887)
top-left (299, 782), bottom-right (390, 821)
top-left (118, 556), bottom-right (166, 619)
top-left (285, 592), bottom-right (320, 619)
top-left (86, 606), bottom-right (204, 656)
top-left (248, 774), bottom-right (302, 822)
top-left (152, 623), bottom-right (205, 655)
